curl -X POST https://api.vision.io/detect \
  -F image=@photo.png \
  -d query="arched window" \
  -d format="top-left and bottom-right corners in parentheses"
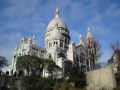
top-left (60, 42), bottom-right (63, 47)
top-left (48, 54), bottom-right (53, 60)
top-left (19, 53), bottom-right (21, 56)
top-left (86, 60), bottom-right (89, 66)
top-left (49, 55), bottom-right (52, 59)
top-left (49, 43), bottom-right (52, 47)
top-left (56, 42), bottom-right (58, 46)
top-left (6, 71), bottom-right (9, 76)
top-left (76, 54), bottom-right (79, 62)
top-left (65, 38), bottom-right (67, 45)
top-left (54, 41), bottom-right (58, 46)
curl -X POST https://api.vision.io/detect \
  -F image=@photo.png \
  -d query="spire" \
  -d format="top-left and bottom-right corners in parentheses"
top-left (55, 8), bottom-right (60, 18)
top-left (79, 34), bottom-right (84, 45)
top-left (33, 35), bottom-right (36, 45)
top-left (33, 35), bottom-right (36, 40)
top-left (87, 27), bottom-right (91, 32)
top-left (86, 27), bottom-right (94, 39)
top-left (28, 37), bottom-right (32, 45)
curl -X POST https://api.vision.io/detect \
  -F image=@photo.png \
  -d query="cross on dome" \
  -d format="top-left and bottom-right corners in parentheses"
top-left (80, 34), bottom-right (82, 39)
top-left (55, 8), bottom-right (60, 18)
top-left (88, 27), bottom-right (92, 32)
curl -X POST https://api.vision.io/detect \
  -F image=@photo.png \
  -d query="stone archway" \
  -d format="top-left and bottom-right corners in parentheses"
top-left (6, 71), bottom-right (9, 76)
top-left (57, 52), bottom-right (66, 58)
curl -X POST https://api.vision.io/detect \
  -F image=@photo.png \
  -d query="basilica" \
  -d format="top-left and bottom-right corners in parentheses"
top-left (2, 8), bottom-right (98, 77)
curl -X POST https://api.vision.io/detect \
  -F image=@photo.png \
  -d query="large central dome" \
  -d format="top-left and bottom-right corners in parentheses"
top-left (45, 8), bottom-right (70, 55)
top-left (47, 8), bottom-right (68, 30)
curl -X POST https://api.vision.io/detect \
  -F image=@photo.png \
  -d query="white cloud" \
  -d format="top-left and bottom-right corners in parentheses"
top-left (0, 32), bottom-right (21, 64)
top-left (0, 0), bottom-right (119, 64)
top-left (105, 3), bottom-right (120, 17)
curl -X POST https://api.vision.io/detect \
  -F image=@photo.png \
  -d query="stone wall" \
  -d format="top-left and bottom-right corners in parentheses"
top-left (86, 65), bottom-right (116, 90)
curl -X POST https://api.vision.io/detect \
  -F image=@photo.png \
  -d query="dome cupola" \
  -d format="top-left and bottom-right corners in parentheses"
top-left (47, 8), bottom-right (68, 30)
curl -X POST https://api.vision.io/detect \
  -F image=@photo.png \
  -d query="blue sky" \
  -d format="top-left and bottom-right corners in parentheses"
top-left (0, 0), bottom-right (120, 65)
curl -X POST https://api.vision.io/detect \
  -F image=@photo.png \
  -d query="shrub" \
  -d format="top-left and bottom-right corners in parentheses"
top-left (113, 86), bottom-right (120, 90)
top-left (21, 76), bottom-right (56, 90)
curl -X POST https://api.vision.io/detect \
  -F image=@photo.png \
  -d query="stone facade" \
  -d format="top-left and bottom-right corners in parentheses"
top-left (87, 65), bottom-right (117, 90)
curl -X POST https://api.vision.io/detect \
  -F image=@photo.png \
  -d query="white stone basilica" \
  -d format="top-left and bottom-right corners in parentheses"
top-left (2, 8), bottom-right (98, 77)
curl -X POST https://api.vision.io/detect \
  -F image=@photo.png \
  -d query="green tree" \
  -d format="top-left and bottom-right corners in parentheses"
top-left (0, 55), bottom-right (8, 68)
top-left (30, 56), bottom-right (44, 75)
top-left (16, 55), bottom-right (61, 77)
top-left (69, 65), bottom-right (86, 89)
top-left (16, 55), bottom-right (44, 75)
top-left (21, 76), bottom-right (56, 90)
top-left (46, 59), bottom-right (61, 78)
top-left (16, 55), bottom-right (32, 75)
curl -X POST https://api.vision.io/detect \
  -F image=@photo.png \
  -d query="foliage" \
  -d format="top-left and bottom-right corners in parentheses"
top-left (68, 65), bottom-right (86, 89)
top-left (18, 70), bottom-right (24, 77)
top-left (16, 56), bottom-right (86, 89)
top-left (110, 41), bottom-right (120, 85)
top-left (54, 81), bottom-right (83, 90)
top-left (21, 76), bottom-right (56, 90)
top-left (113, 86), bottom-right (120, 90)
top-left (115, 73), bottom-right (120, 86)
top-left (111, 41), bottom-right (120, 65)
top-left (111, 41), bottom-right (120, 52)
top-left (47, 60), bottom-right (61, 78)
top-left (16, 55), bottom-right (61, 76)
top-left (0, 55), bottom-right (8, 68)
top-left (20, 76), bottom-right (85, 90)
top-left (16, 55), bottom-right (34, 75)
